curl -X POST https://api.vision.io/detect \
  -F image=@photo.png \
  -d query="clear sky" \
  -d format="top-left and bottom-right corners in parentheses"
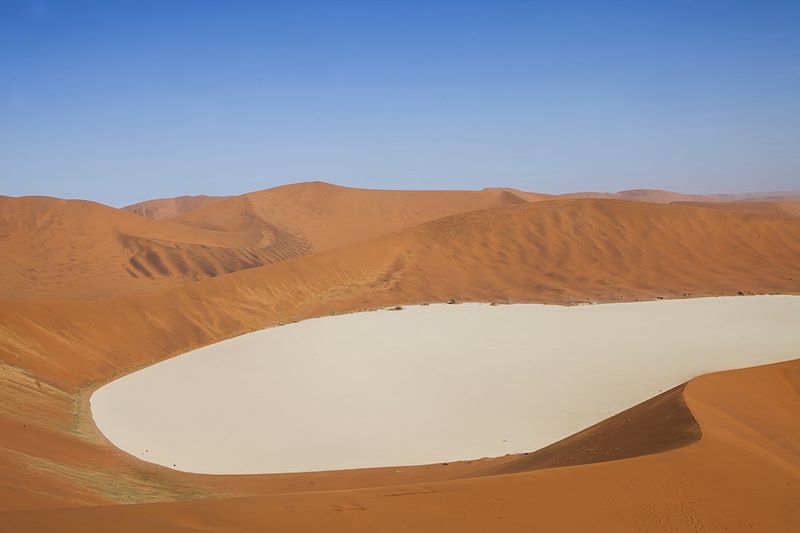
top-left (1, 0), bottom-right (799, 206)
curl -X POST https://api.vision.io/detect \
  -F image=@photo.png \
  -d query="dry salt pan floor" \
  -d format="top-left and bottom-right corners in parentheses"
top-left (91, 295), bottom-right (800, 475)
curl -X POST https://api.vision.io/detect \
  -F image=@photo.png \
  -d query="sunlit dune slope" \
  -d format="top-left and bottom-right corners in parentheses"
top-left (123, 194), bottom-right (228, 219)
top-left (2, 360), bottom-right (797, 532)
top-left (378, 198), bottom-right (800, 303)
top-left (171, 181), bottom-right (537, 250)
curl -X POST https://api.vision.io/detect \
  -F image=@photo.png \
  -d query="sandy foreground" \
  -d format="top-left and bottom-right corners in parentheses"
top-left (91, 295), bottom-right (800, 475)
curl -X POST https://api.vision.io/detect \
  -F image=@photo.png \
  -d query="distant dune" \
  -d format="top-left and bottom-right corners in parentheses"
top-left (563, 188), bottom-right (800, 203)
top-left (674, 199), bottom-right (800, 218)
top-left (1, 182), bottom-right (799, 530)
top-left (123, 194), bottom-right (228, 219)
top-left (4, 183), bottom-right (798, 299)
top-left (169, 181), bottom-right (536, 251)
top-left (0, 195), bottom-right (307, 298)
top-left (1, 183), bottom-right (538, 297)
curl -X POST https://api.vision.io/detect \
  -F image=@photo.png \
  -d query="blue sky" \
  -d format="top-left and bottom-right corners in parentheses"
top-left (1, 0), bottom-right (799, 206)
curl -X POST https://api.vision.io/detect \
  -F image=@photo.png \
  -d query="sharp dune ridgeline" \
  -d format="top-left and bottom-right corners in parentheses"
top-left (1, 182), bottom-right (800, 531)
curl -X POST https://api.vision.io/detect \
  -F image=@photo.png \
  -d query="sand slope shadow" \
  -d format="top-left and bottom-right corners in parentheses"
top-left (475, 384), bottom-right (701, 476)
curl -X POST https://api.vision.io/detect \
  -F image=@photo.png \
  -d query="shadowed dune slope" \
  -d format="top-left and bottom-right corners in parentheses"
top-left (0, 196), bottom-right (799, 523)
top-left (2, 360), bottom-right (797, 532)
top-left (478, 384), bottom-right (701, 475)
top-left (123, 195), bottom-right (228, 219)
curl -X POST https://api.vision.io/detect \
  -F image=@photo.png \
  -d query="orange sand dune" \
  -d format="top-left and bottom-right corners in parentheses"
top-left (614, 188), bottom-right (716, 203)
top-left (1, 187), bottom-right (800, 529)
top-left (171, 181), bottom-right (536, 251)
top-left (375, 198), bottom-right (800, 303)
top-left (675, 200), bottom-right (800, 218)
top-left (562, 188), bottom-right (800, 204)
top-left (1, 183), bottom-right (537, 298)
top-left (561, 189), bottom-right (707, 202)
top-left (123, 194), bottom-right (228, 219)
top-left (0, 195), bottom-right (308, 298)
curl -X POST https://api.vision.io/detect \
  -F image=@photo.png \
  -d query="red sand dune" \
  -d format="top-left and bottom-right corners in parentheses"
top-left (1, 183), bottom-right (799, 531)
